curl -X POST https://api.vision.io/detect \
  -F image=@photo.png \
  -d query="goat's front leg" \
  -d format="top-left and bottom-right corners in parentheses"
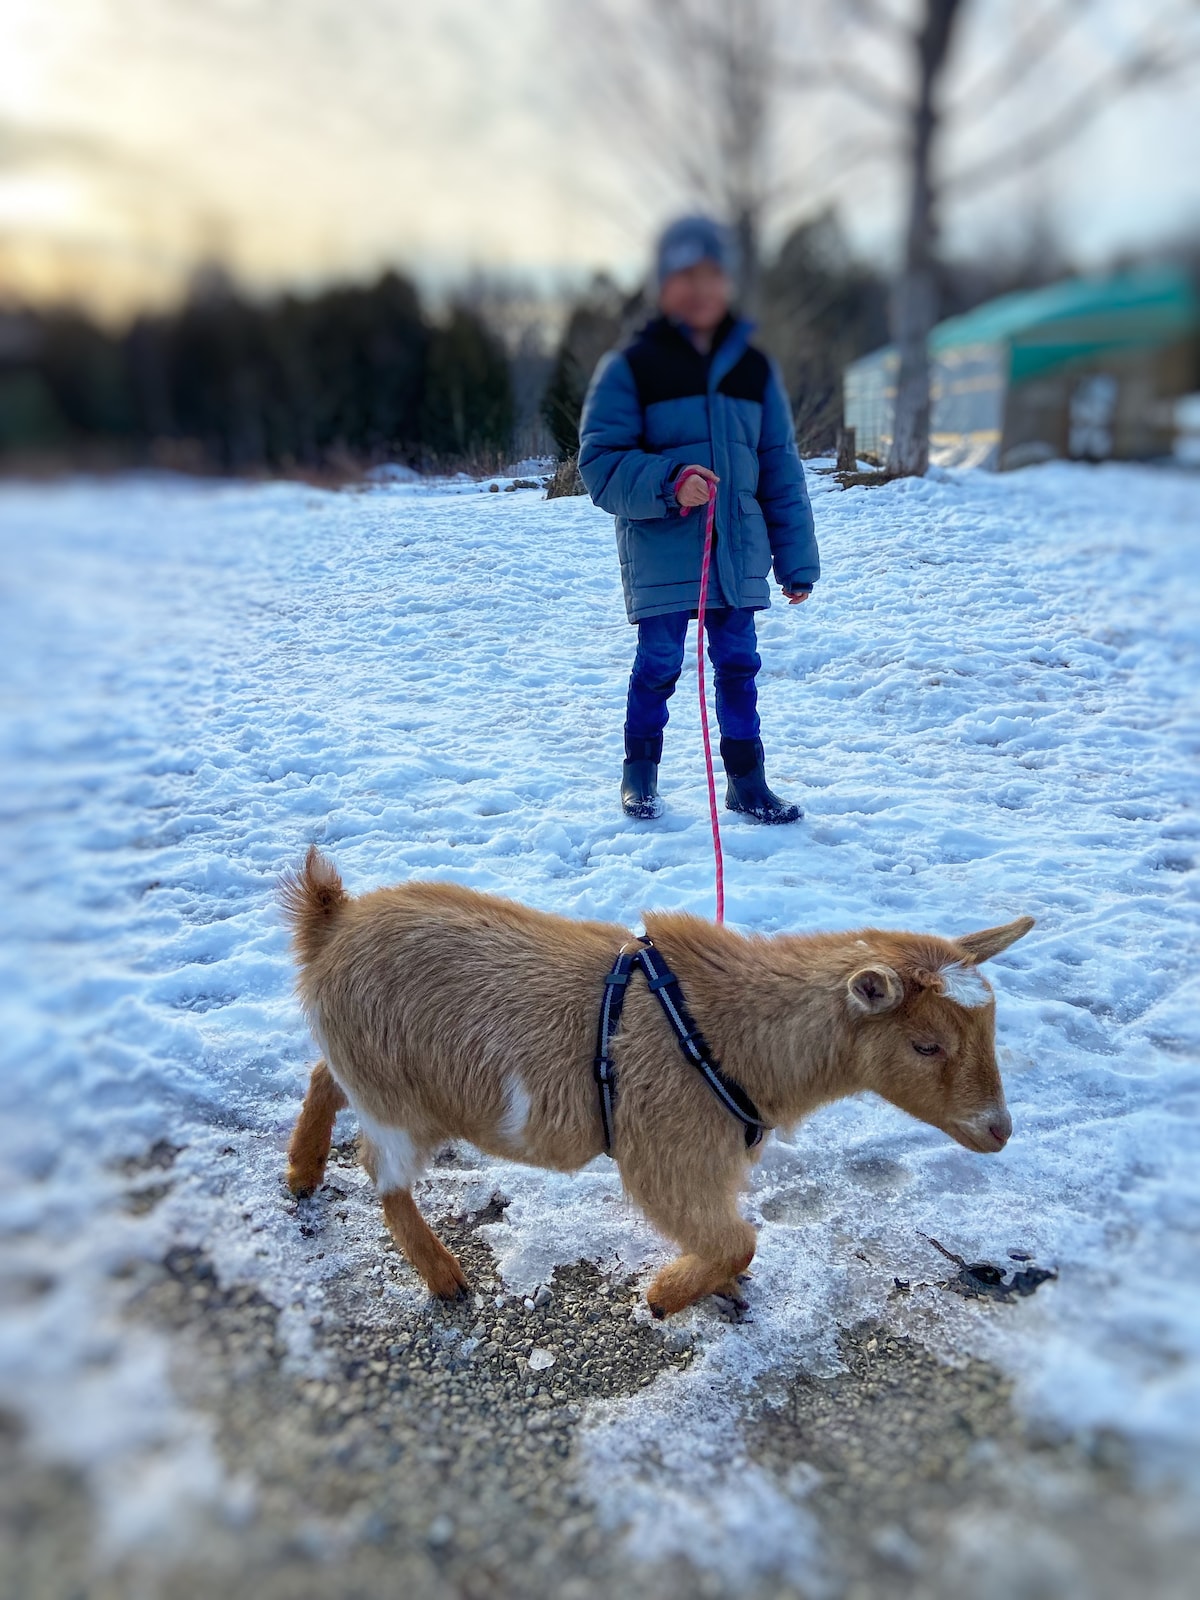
top-left (622, 1153), bottom-right (757, 1318)
top-left (645, 1219), bottom-right (757, 1319)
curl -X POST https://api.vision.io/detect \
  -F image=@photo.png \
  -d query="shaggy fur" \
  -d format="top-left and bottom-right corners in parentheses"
top-left (281, 847), bottom-right (1032, 1317)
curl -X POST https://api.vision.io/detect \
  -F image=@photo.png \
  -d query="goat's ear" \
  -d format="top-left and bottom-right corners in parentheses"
top-left (847, 965), bottom-right (904, 1016)
top-left (956, 916), bottom-right (1035, 965)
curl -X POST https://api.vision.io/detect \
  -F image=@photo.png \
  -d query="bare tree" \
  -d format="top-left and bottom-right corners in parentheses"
top-left (887, 0), bottom-right (964, 477)
top-left (574, 0), bottom-right (833, 309)
top-left (576, 0), bottom-right (1200, 476)
top-left (824, 0), bottom-right (1200, 475)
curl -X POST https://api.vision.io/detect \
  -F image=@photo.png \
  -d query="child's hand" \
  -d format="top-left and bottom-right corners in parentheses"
top-left (675, 466), bottom-right (719, 508)
top-left (784, 585), bottom-right (811, 605)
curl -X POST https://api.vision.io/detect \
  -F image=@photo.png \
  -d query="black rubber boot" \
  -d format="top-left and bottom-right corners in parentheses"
top-left (721, 737), bottom-right (802, 825)
top-left (621, 733), bottom-right (664, 820)
top-left (621, 760), bottom-right (663, 819)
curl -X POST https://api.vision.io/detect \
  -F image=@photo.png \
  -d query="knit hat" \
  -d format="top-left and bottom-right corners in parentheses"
top-left (654, 215), bottom-right (737, 289)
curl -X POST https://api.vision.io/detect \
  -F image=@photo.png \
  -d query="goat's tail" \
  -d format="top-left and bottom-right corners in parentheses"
top-left (279, 846), bottom-right (349, 966)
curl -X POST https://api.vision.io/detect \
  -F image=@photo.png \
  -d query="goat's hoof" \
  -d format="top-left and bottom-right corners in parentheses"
top-left (648, 1300), bottom-right (667, 1321)
top-left (286, 1166), bottom-right (322, 1199)
top-left (430, 1279), bottom-right (470, 1302)
top-left (712, 1286), bottom-right (751, 1319)
top-left (426, 1258), bottom-right (470, 1301)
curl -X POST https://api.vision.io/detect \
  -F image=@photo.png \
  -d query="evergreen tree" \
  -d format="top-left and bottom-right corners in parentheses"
top-left (420, 306), bottom-right (513, 466)
top-left (540, 275), bottom-right (632, 458)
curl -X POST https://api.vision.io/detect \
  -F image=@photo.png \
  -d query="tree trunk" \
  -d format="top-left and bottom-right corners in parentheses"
top-left (887, 0), bottom-right (964, 478)
top-left (733, 204), bottom-right (762, 317)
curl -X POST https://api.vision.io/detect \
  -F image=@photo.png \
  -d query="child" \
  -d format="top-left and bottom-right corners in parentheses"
top-left (578, 214), bottom-right (819, 823)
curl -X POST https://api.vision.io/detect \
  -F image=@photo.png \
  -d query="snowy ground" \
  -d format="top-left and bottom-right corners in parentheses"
top-left (1, 460), bottom-right (1198, 1583)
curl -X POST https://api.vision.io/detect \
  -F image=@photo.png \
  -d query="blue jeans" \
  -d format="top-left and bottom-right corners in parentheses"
top-left (625, 608), bottom-right (761, 760)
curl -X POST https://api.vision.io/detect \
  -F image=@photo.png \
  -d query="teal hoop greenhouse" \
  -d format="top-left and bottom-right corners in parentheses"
top-left (843, 266), bottom-right (1198, 470)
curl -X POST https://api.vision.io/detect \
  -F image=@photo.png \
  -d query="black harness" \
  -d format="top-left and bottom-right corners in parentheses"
top-left (593, 936), bottom-right (768, 1155)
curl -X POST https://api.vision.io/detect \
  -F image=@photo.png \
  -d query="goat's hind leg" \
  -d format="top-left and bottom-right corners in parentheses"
top-left (356, 1123), bottom-right (468, 1299)
top-left (286, 1059), bottom-right (347, 1196)
top-left (381, 1189), bottom-right (469, 1301)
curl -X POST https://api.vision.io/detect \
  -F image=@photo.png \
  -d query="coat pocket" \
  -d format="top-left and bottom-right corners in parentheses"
top-left (738, 491), bottom-right (772, 579)
top-left (627, 516), bottom-right (704, 596)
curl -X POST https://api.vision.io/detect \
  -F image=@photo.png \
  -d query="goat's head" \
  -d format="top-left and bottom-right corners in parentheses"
top-left (845, 916), bottom-right (1034, 1153)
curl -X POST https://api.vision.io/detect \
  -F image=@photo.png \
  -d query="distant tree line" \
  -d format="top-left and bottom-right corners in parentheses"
top-left (0, 268), bottom-right (515, 473)
top-left (1, 207), bottom-right (1094, 477)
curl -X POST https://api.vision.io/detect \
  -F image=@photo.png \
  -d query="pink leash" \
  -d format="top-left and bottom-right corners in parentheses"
top-left (676, 469), bottom-right (725, 925)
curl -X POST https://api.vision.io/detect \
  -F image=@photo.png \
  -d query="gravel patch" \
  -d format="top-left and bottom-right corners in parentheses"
top-left (3, 1154), bottom-right (1198, 1600)
top-left (751, 1323), bottom-right (1200, 1600)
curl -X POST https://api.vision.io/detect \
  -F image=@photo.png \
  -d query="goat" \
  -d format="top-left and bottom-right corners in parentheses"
top-left (281, 847), bottom-right (1032, 1317)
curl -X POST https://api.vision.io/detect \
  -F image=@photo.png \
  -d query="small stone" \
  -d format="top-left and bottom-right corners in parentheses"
top-left (523, 1297), bottom-right (536, 1311)
top-left (528, 1347), bottom-right (556, 1372)
top-left (427, 1514), bottom-right (455, 1546)
top-left (871, 1523), bottom-right (923, 1573)
top-left (534, 1285), bottom-right (553, 1308)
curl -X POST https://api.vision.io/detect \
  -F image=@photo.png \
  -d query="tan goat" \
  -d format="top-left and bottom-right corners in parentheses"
top-left (281, 847), bottom-right (1032, 1317)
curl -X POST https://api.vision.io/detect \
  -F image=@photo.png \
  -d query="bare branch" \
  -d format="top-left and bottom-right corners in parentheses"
top-left (843, 0), bottom-right (911, 43)
top-left (817, 58), bottom-right (911, 117)
top-left (944, 33), bottom-right (1200, 193)
top-left (761, 134), bottom-right (895, 208)
top-left (947, 0), bottom-right (1094, 121)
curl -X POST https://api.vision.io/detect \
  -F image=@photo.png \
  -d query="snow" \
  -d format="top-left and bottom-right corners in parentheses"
top-left (2, 460), bottom-right (1198, 1571)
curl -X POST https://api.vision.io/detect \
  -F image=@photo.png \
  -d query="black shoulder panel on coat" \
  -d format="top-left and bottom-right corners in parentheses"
top-left (623, 322), bottom-right (708, 407)
top-left (716, 347), bottom-right (770, 404)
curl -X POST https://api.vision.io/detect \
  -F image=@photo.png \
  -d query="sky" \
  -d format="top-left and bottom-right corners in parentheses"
top-left (0, 0), bottom-right (1197, 319)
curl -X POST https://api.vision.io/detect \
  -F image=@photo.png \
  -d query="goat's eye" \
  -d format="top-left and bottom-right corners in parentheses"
top-left (912, 1042), bottom-right (942, 1057)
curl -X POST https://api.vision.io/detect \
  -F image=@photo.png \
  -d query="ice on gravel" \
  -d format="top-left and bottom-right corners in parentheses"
top-left (2, 460), bottom-right (1198, 1574)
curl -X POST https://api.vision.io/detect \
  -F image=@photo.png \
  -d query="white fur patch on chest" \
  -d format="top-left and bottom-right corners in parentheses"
top-left (497, 1071), bottom-right (532, 1147)
top-left (354, 1107), bottom-right (423, 1194)
top-left (939, 962), bottom-right (993, 1007)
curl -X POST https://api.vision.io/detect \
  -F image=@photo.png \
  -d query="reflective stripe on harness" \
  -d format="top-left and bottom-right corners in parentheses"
top-left (593, 936), bottom-right (768, 1155)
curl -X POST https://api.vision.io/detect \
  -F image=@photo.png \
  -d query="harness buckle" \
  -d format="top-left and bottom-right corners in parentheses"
top-left (593, 1055), bottom-right (616, 1086)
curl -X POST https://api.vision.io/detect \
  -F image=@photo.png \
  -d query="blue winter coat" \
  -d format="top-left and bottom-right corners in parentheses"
top-left (578, 315), bottom-right (819, 622)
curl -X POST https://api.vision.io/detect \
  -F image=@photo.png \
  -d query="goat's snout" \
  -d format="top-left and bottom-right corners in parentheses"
top-left (951, 1104), bottom-right (1012, 1153)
